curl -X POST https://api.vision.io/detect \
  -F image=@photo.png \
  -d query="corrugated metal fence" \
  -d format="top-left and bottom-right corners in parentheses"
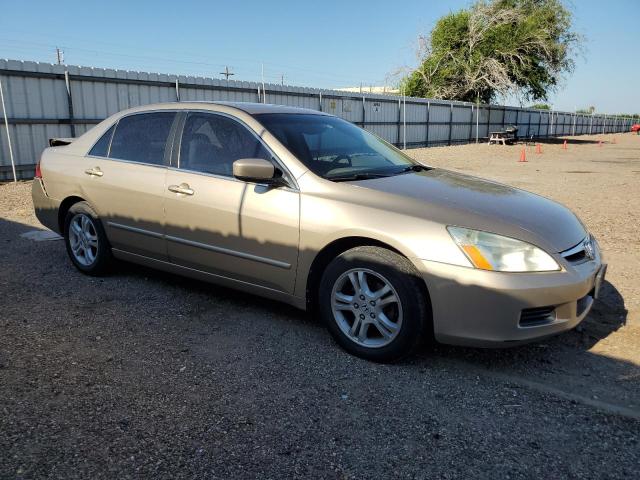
top-left (0, 59), bottom-right (635, 180)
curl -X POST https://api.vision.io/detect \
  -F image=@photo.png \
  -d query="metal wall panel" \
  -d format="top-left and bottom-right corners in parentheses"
top-left (0, 59), bottom-right (634, 180)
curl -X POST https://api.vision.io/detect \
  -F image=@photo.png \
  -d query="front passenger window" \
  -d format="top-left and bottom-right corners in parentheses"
top-left (179, 113), bottom-right (272, 176)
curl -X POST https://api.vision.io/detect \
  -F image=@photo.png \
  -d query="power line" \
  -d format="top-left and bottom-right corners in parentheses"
top-left (0, 36), bottom-right (379, 86)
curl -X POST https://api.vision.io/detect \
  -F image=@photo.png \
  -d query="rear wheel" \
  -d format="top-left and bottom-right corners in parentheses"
top-left (64, 201), bottom-right (112, 275)
top-left (318, 246), bottom-right (430, 362)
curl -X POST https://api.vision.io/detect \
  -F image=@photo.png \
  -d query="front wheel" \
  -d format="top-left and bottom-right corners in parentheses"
top-left (64, 201), bottom-right (112, 275)
top-left (318, 246), bottom-right (431, 362)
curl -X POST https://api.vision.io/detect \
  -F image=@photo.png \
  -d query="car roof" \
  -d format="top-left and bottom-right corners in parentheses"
top-left (215, 101), bottom-right (328, 115)
top-left (128, 101), bottom-right (329, 116)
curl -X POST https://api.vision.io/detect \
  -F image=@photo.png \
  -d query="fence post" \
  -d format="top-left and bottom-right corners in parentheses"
top-left (397, 97), bottom-right (401, 146)
top-left (64, 71), bottom-right (76, 137)
top-left (447, 103), bottom-right (453, 146)
top-left (0, 78), bottom-right (17, 182)
top-left (403, 95), bottom-right (406, 149)
top-left (537, 110), bottom-right (542, 137)
top-left (362, 96), bottom-right (366, 130)
top-left (476, 103), bottom-right (480, 143)
top-left (468, 105), bottom-right (473, 143)
top-left (318, 92), bottom-right (322, 112)
top-left (425, 101), bottom-right (430, 147)
top-left (486, 105), bottom-right (491, 139)
top-left (175, 79), bottom-right (180, 101)
top-left (572, 112), bottom-right (577, 136)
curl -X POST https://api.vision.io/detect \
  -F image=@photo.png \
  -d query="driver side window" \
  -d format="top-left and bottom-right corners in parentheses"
top-left (179, 113), bottom-right (272, 176)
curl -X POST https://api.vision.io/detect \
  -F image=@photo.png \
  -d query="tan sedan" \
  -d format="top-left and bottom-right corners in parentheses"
top-left (32, 102), bottom-right (606, 361)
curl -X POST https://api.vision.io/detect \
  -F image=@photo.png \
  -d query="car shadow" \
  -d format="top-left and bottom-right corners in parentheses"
top-left (410, 278), bottom-right (637, 411)
top-left (524, 136), bottom-right (612, 146)
top-left (116, 258), bottom-right (315, 327)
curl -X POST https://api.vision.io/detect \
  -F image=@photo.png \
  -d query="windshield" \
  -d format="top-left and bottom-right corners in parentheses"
top-left (255, 113), bottom-right (418, 180)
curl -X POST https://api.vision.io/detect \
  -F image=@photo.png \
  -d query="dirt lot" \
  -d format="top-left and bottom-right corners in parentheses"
top-left (1, 133), bottom-right (639, 479)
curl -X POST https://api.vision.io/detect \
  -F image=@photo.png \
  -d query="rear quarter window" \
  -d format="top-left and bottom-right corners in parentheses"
top-left (88, 124), bottom-right (115, 157)
top-left (109, 112), bottom-right (176, 165)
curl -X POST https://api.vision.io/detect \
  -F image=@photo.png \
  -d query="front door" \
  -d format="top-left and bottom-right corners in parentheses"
top-left (164, 111), bottom-right (299, 294)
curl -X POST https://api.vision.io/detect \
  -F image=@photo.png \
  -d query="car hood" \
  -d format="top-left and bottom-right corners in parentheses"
top-left (348, 168), bottom-right (587, 253)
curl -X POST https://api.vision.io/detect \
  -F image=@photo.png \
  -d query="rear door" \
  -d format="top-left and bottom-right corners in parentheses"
top-left (164, 111), bottom-right (300, 293)
top-left (82, 111), bottom-right (177, 260)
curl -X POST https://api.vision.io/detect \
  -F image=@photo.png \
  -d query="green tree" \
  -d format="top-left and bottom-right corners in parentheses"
top-left (530, 103), bottom-right (551, 110)
top-left (402, 0), bottom-right (582, 103)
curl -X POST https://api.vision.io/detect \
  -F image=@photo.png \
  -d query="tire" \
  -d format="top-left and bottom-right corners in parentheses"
top-left (63, 201), bottom-right (112, 275)
top-left (318, 246), bottom-right (431, 362)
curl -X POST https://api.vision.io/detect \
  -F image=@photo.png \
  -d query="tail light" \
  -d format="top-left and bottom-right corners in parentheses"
top-left (35, 159), bottom-right (42, 179)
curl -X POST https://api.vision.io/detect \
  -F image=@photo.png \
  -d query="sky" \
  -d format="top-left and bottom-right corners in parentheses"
top-left (0, 0), bottom-right (638, 113)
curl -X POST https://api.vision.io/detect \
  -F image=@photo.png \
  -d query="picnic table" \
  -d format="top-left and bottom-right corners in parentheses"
top-left (488, 130), bottom-right (516, 145)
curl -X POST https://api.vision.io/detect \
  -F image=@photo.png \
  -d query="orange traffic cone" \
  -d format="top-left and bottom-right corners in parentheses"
top-left (519, 148), bottom-right (527, 162)
top-left (535, 143), bottom-right (542, 154)
top-left (562, 140), bottom-right (568, 150)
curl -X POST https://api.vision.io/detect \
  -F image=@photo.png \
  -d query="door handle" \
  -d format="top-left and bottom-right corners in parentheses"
top-left (84, 167), bottom-right (103, 177)
top-left (168, 183), bottom-right (194, 196)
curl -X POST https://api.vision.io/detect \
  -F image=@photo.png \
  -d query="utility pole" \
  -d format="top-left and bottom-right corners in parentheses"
top-left (55, 47), bottom-right (64, 65)
top-left (261, 63), bottom-right (266, 104)
top-left (0, 79), bottom-right (17, 182)
top-left (219, 66), bottom-right (234, 81)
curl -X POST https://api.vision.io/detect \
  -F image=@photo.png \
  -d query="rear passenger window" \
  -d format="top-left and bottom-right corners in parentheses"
top-left (179, 113), bottom-right (271, 176)
top-left (109, 112), bottom-right (176, 165)
top-left (88, 124), bottom-right (115, 157)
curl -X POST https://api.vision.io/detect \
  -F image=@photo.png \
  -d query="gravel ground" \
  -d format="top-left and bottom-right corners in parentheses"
top-left (1, 133), bottom-right (639, 479)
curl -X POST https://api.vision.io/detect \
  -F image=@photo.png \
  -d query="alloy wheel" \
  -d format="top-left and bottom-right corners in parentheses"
top-left (68, 213), bottom-right (99, 266)
top-left (331, 268), bottom-right (403, 348)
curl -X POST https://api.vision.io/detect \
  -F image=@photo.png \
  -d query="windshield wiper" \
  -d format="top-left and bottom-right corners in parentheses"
top-left (395, 164), bottom-right (431, 174)
top-left (330, 165), bottom-right (431, 182)
top-left (330, 172), bottom-right (394, 182)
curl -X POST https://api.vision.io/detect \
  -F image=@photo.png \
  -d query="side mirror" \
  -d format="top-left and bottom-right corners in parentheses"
top-left (233, 158), bottom-right (283, 185)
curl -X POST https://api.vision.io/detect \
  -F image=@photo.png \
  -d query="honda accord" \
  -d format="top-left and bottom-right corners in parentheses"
top-left (32, 102), bottom-right (606, 361)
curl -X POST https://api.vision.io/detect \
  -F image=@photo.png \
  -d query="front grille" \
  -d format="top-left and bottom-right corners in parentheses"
top-left (563, 249), bottom-right (587, 263)
top-left (561, 236), bottom-right (596, 265)
top-left (520, 306), bottom-right (556, 327)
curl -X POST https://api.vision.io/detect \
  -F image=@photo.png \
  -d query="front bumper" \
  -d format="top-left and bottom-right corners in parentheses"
top-left (415, 255), bottom-right (605, 347)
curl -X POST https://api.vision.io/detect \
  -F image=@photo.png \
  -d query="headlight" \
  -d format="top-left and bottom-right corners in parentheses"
top-left (447, 226), bottom-right (560, 272)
